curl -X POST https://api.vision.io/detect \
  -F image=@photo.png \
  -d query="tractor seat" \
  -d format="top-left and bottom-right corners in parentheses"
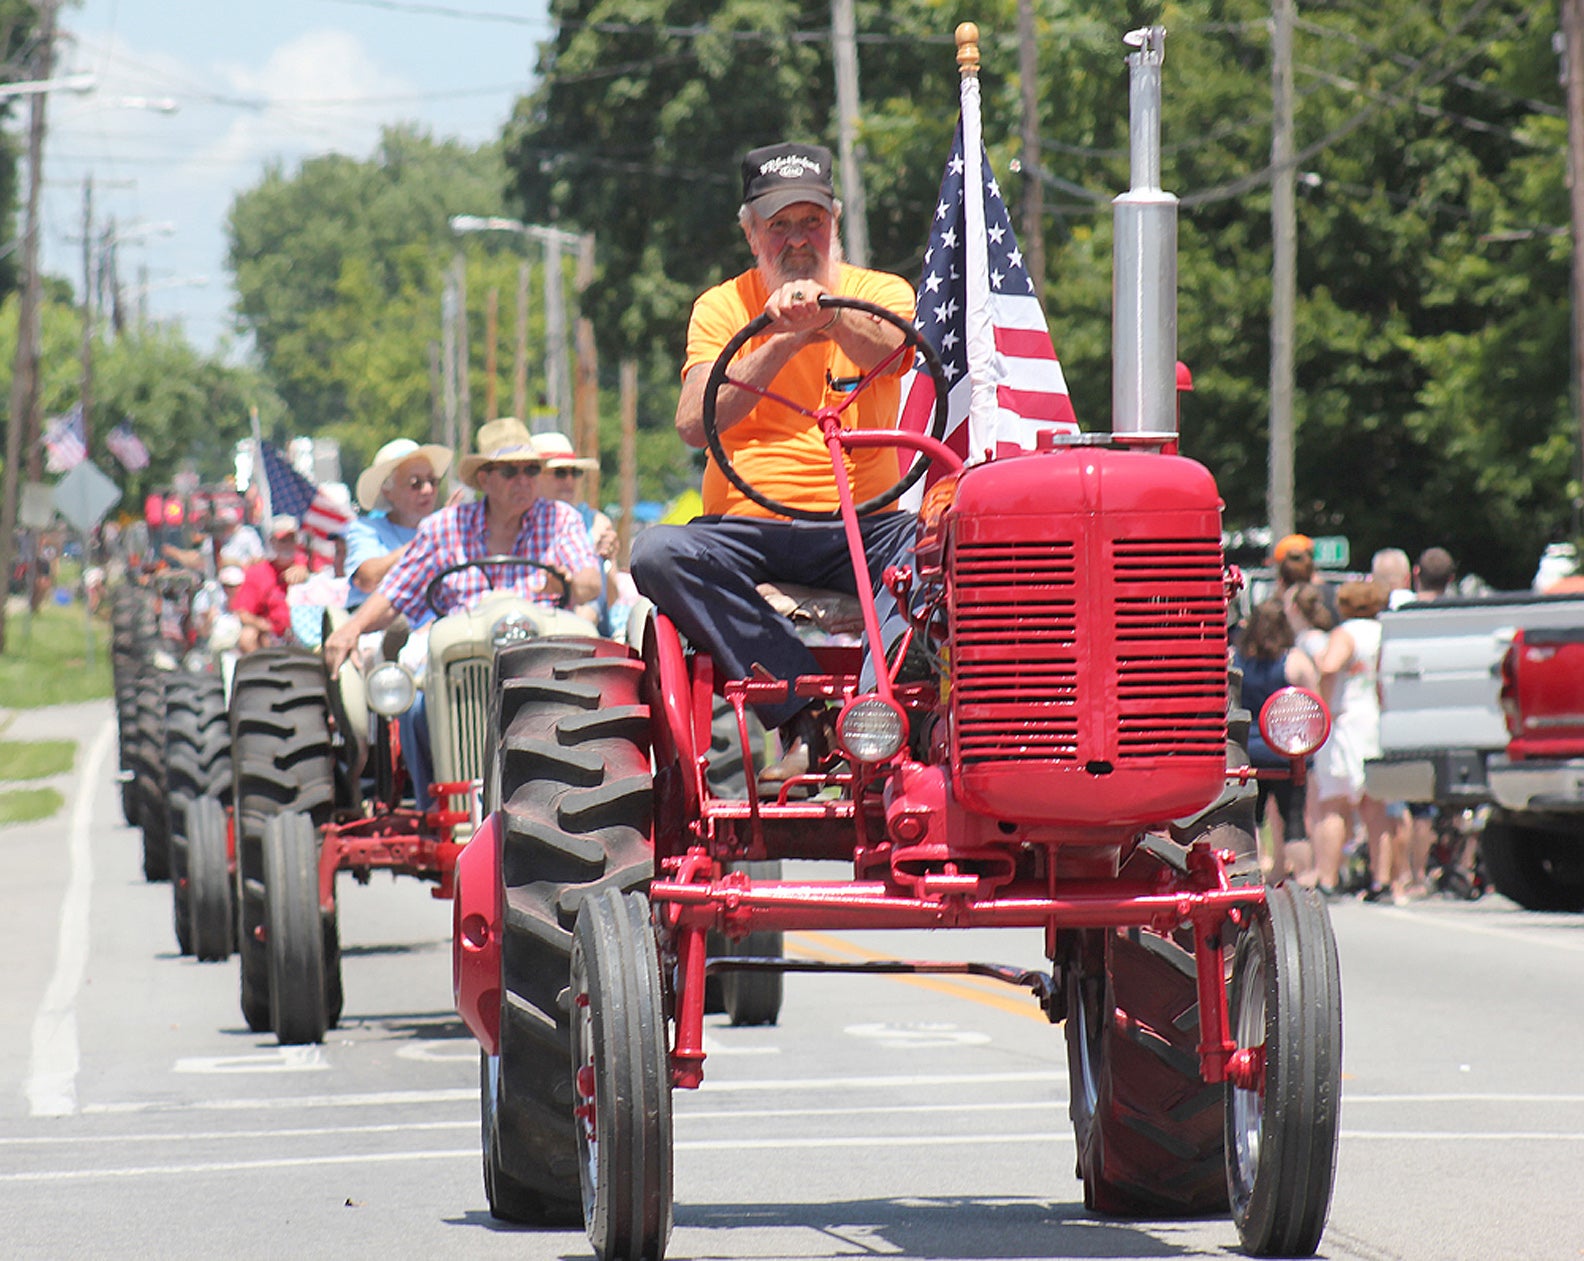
top-left (756, 582), bottom-right (865, 638)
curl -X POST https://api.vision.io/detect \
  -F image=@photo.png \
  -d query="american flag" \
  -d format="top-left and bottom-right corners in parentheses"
top-left (257, 439), bottom-right (353, 562)
top-left (898, 71), bottom-right (1077, 504)
top-left (44, 404), bottom-right (87, 473)
top-left (106, 418), bottom-right (150, 472)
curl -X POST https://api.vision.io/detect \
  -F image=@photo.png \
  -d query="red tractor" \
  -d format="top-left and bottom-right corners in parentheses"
top-left (453, 24), bottom-right (1342, 1260)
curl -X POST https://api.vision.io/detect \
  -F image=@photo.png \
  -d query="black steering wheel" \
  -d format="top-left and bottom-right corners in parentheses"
top-left (423, 555), bottom-right (572, 617)
top-left (701, 296), bottom-right (950, 521)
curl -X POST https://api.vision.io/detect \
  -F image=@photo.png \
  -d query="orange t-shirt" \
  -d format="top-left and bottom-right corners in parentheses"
top-left (684, 264), bottom-right (916, 517)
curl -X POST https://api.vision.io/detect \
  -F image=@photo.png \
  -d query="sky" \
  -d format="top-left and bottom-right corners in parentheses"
top-left (34, 0), bottom-right (552, 356)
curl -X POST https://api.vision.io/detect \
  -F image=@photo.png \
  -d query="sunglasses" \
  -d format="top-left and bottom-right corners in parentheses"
top-left (551, 467), bottom-right (582, 479)
top-left (405, 474), bottom-right (438, 490)
top-left (483, 462), bottom-right (542, 480)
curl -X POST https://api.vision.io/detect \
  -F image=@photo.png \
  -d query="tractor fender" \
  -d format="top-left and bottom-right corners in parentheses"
top-left (453, 809), bottom-right (504, 1054)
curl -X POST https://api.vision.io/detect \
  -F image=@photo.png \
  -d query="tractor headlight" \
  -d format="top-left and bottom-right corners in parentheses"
top-left (367, 661), bottom-right (417, 717)
top-left (1259, 687), bottom-right (1330, 758)
top-left (836, 696), bottom-right (907, 764)
top-left (491, 611), bottom-right (536, 649)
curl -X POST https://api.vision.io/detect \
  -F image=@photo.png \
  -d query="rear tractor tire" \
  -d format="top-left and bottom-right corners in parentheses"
top-left (165, 673), bottom-right (231, 955)
top-left (481, 637), bottom-right (653, 1226)
top-left (230, 649), bottom-right (340, 1036)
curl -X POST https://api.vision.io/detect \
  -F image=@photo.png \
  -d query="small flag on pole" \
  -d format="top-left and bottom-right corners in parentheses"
top-left (44, 403), bottom-right (87, 473)
top-left (257, 440), bottom-right (353, 563)
top-left (898, 64), bottom-right (1077, 505)
top-left (106, 418), bottom-right (150, 472)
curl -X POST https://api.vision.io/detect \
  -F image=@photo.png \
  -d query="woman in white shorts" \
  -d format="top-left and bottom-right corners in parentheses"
top-left (1312, 579), bottom-right (1391, 897)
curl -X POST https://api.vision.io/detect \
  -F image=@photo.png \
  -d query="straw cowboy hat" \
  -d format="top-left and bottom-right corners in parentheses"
top-left (356, 437), bottom-right (454, 511)
top-left (457, 417), bottom-right (544, 489)
top-left (531, 431), bottom-right (598, 471)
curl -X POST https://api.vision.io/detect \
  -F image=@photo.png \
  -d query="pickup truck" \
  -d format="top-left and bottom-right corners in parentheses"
top-left (1366, 591), bottom-right (1584, 910)
top-left (1482, 625), bottom-right (1584, 910)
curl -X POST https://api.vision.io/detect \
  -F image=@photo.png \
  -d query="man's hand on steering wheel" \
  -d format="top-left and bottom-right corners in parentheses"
top-left (766, 280), bottom-right (838, 338)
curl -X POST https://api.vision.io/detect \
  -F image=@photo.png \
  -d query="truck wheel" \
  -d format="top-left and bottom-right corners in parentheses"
top-left (1479, 817), bottom-right (1584, 912)
top-left (166, 674), bottom-right (231, 955)
top-left (186, 794), bottom-right (233, 962)
top-left (571, 888), bottom-right (673, 1261)
top-left (1065, 926), bottom-right (1230, 1215)
top-left (485, 637), bottom-right (653, 1225)
top-left (262, 811), bottom-right (329, 1045)
top-left (230, 650), bottom-right (337, 1036)
top-left (1226, 883), bottom-right (1342, 1256)
top-left (132, 667), bottom-right (171, 881)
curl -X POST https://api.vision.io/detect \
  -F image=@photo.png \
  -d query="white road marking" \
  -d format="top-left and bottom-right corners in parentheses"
top-left (174, 1046), bottom-right (329, 1074)
top-left (82, 1088), bottom-right (478, 1115)
top-left (9, 1127), bottom-right (1584, 1184)
top-left (1375, 904), bottom-right (1584, 954)
top-left (25, 719), bottom-right (113, 1118)
top-left (395, 1039), bottom-right (485, 1063)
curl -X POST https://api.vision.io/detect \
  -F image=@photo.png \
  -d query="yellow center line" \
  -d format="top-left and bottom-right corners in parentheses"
top-left (786, 931), bottom-right (1053, 1023)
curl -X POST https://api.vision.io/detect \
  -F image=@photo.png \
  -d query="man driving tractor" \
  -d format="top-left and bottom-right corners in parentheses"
top-left (629, 141), bottom-right (920, 783)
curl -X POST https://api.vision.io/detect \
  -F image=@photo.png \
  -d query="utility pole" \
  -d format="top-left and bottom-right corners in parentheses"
top-left (1562, 0), bottom-right (1584, 526)
top-left (1268, 0), bottom-right (1297, 540)
top-left (513, 260), bottom-right (529, 421)
top-left (543, 235), bottom-right (571, 434)
top-left (483, 287), bottom-right (499, 420)
top-left (1, 0), bottom-right (59, 654)
top-left (440, 263), bottom-right (459, 491)
top-left (618, 358), bottom-right (637, 568)
top-left (573, 233), bottom-right (600, 509)
top-left (830, 0), bottom-right (869, 266)
top-left (1017, 0), bottom-right (1045, 304)
top-left (79, 176), bottom-right (95, 457)
top-left (454, 252), bottom-right (473, 455)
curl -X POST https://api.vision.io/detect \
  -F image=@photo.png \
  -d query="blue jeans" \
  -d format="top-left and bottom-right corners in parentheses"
top-left (629, 511), bottom-right (917, 729)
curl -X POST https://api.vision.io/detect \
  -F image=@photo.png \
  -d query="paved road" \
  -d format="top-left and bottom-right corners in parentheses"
top-left (3, 699), bottom-right (1583, 1259)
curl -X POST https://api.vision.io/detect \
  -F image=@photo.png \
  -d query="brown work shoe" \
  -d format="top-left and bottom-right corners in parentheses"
top-left (759, 706), bottom-right (832, 784)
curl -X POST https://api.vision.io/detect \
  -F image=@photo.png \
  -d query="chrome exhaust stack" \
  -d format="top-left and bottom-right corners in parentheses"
top-left (1112, 26), bottom-right (1178, 439)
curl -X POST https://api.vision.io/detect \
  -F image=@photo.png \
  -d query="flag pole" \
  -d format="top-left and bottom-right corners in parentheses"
top-left (957, 24), bottom-right (998, 462)
top-left (250, 405), bottom-right (272, 524)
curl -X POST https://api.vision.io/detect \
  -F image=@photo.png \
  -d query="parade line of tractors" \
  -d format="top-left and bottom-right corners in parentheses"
top-left (108, 25), bottom-right (1344, 1261)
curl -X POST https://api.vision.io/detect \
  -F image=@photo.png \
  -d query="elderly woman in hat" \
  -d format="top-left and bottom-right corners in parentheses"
top-left (323, 417), bottom-right (599, 674)
top-left (344, 437), bottom-right (453, 612)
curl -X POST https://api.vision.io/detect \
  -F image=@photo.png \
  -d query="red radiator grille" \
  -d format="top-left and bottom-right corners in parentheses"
top-left (950, 536), bottom-right (1225, 766)
top-left (1112, 538), bottom-right (1227, 759)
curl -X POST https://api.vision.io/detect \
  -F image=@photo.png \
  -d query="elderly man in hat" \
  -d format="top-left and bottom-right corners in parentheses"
top-left (324, 417), bottom-right (599, 672)
top-left (629, 140), bottom-right (918, 781)
top-left (344, 437), bottom-right (453, 613)
top-left (323, 418), bottom-right (599, 807)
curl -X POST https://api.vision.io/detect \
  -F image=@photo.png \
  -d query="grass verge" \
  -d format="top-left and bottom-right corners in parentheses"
top-left (0, 597), bottom-right (112, 709)
top-left (0, 787), bottom-right (66, 826)
top-left (0, 740), bottom-right (75, 779)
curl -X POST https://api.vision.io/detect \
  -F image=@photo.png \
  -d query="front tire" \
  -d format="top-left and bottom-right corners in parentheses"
top-left (165, 673), bottom-right (231, 954)
top-left (263, 811), bottom-right (329, 1046)
top-left (1226, 884), bottom-right (1342, 1256)
top-left (571, 889), bottom-right (673, 1261)
top-left (186, 794), bottom-right (234, 962)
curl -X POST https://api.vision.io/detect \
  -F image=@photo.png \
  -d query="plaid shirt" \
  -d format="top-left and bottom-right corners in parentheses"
top-left (377, 498), bottom-right (597, 621)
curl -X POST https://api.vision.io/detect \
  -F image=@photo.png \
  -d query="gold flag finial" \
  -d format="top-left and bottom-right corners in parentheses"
top-left (956, 22), bottom-right (980, 77)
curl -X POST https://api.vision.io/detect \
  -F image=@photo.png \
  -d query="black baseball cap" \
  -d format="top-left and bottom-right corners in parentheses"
top-left (741, 142), bottom-right (835, 218)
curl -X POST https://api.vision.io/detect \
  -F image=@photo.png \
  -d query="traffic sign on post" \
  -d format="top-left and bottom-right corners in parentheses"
top-left (52, 459), bottom-right (121, 532)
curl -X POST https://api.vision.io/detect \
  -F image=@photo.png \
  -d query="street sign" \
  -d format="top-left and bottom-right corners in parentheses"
top-left (1312, 535), bottom-right (1350, 569)
top-left (52, 460), bottom-right (122, 532)
top-left (20, 481), bottom-right (55, 528)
